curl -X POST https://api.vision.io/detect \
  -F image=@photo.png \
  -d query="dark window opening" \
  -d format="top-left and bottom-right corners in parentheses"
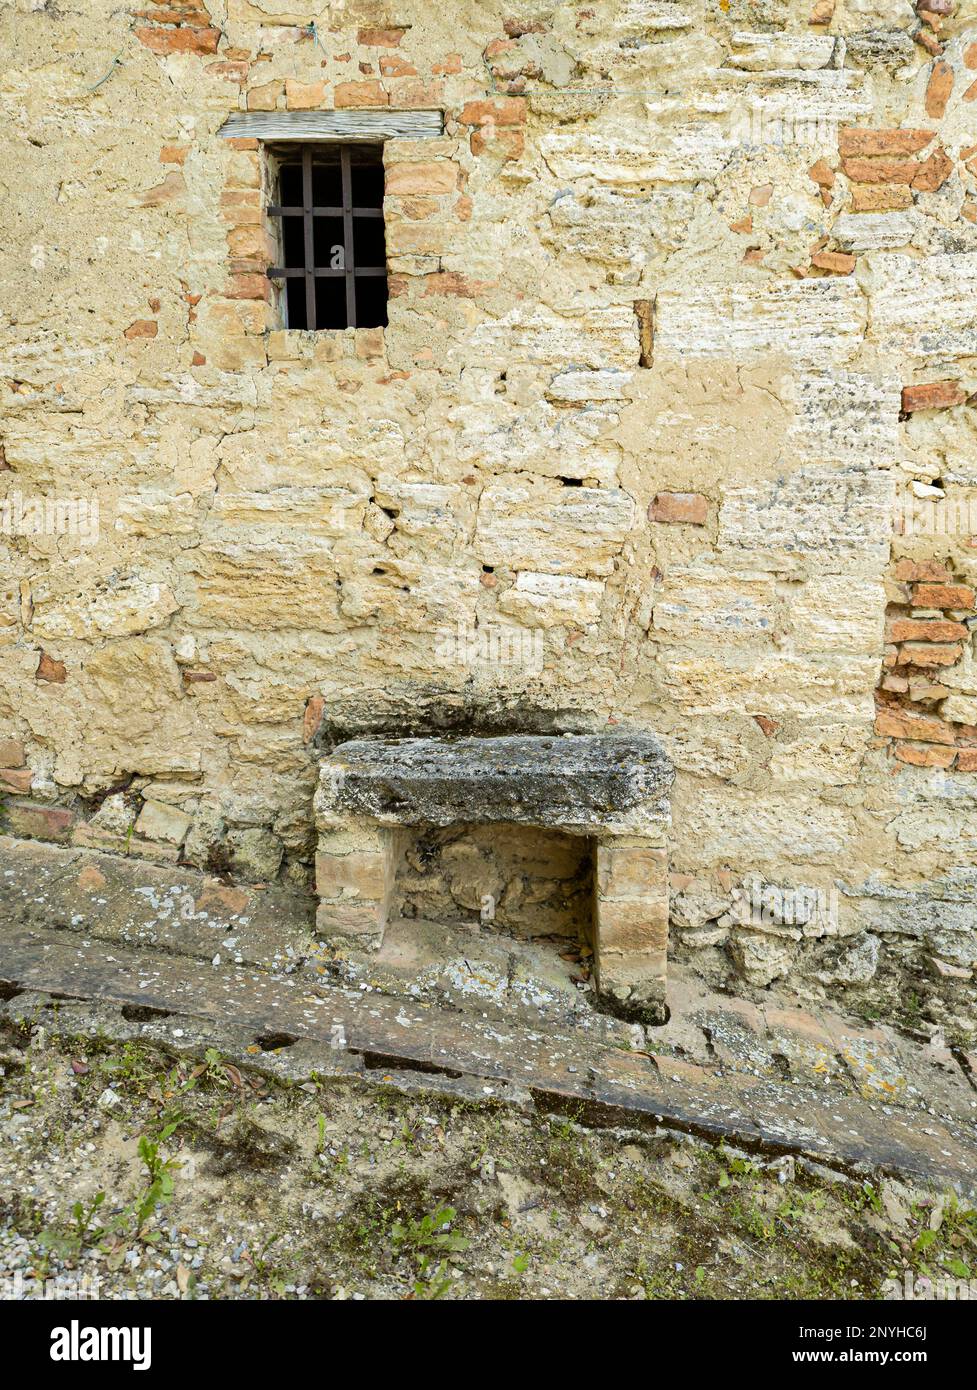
top-left (267, 144), bottom-right (388, 331)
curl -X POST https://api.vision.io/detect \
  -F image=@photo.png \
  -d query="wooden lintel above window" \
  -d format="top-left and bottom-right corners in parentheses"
top-left (220, 110), bottom-right (444, 142)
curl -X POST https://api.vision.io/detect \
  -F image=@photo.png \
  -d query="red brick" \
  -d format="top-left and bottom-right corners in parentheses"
top-left (138, 171), bottom-right (185, 208)
top-left (385, 161), bottom-right (457, 194)
top-left (925, 59), bottom-right (954, 119)
top-left (901, 380), bottom-right (966, 412)
top-left (160, 144), bottom-right (189, 164)
top-left (956, 748), bottom-right (977, 772)
top-left (0, 768), bottom-right (32, 793)
top-left (649, 492), bottom-right (709, 525)
top-left (894, 742), bottom-right (956, 767)
top-left (379, 54), bottom-right (417, 77)
top-left (892, 558), bottom-right (953, 582)
top-left (134, 25), bottom-right (220, 56)
top-left (124, 319), bottom-right (158, 340)
top-left (887, 617), bottom-right (968, 642)
top-left (850, 185), bottom-right (913, 211)
top-left (227, 225), bottom-right (273, 263)
top-left (811, 250), bottom-right (856, 274)
top-left (838, 128), bottom-right (934, 156)
top-left (913, 146), bottom-right (953, 191)
top-left (4, 800), bottom-right (75, 842)
top-left (220, 190), bottom-right (262, 225)
top-left (470, 128), bottom-right (524, 159)
top-left (808, 158), bottom-right (835, 188)
top-left (457, 97), bottom-right (526, 126)
top-left (224, 273), bottom-right (269, 301)
top-left (335, 80), bottom-right (388, 108)
top-left (357, 27), bottom-right (405, 45)
top-left (895, 641), bottom-right (962, 666)
top-left (0, 739), bottom-right (25, 767)
top-left (913, 583), bottom-right (975, 609)
top-left (432, 54), bottom-right (463, 74)
top-left (36, 651), bottom-right (67, 683)
top-left (841, 157), bottom-right (919, 184)
top-left (875, 708), bottom-right (956, 744)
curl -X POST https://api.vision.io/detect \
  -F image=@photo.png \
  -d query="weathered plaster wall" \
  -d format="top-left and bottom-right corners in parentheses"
top-left (2, 0), bottom-right (977, 1035)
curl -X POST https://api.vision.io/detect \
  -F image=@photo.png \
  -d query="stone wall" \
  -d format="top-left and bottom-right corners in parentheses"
top-left (2, 0), bottom-right (977, 1037)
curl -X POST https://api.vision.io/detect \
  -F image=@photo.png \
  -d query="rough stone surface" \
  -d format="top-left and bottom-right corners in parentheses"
top-left (1, 0), bottom-right (977, 1039)
top-left (318, 735), bottom-right (673, 835)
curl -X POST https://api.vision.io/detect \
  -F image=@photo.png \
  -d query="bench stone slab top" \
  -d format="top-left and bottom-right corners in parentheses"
top-left (316, 733), bottom-right (672, 835)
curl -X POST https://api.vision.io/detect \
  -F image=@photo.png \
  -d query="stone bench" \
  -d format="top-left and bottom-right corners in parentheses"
top-left (314, 733), bottom-right (673, 1021)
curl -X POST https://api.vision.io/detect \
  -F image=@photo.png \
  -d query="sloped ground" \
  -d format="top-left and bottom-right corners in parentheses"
top-left (3, 837), bottom-right (977, 1299)
top-left (2, 1012), bottom-right (976, 1302)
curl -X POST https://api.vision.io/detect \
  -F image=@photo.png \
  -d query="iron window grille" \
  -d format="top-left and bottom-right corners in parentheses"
top-left (267, 144), bottom-right (387, 331)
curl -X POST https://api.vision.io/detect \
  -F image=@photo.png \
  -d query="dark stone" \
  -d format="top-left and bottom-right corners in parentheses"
top-left (310, 686), bottom-right (602, 751)
top-left (320, 733), bottom-right (672, 832)
top-left (844, 30), bottom-right (917, 71)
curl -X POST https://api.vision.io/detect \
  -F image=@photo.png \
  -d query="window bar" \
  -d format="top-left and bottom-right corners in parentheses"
top-left (302, 147), bottom-right (316, 331)
top-left (266, 148), bottom-right (387, 327)
top-left (340, 145), bottom-right (357, 328)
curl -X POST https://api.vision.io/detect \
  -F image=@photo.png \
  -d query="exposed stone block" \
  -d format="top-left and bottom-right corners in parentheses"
top-left (894, 742), bottom-right (956, 767)
top-left (319, 735), bottom-right (672, 837)
top-left (838, 128), bottom-right (934, 156)
top-left (315, 849), bottom-right (386, 900)
top-left (0, 739), bottom-right (25, 768)
top-left (874, 708), bottom-right (956, 744)
top-left (3, 801), bottom-right (75, 843)
top-left (913, 584), bottom-right (975, 609)
top-left (0, 769), bottom-right (33, 793)
top-left (649, 492), bottom-right (709, 525)
top-left (135, 799), bottom-right (192, 846)
top-left (135, 25), bottom-right (220, 55)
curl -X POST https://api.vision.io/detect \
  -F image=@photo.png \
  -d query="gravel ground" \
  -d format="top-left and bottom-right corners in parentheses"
top-left (2, 1014), bottom-right (976, 1301)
